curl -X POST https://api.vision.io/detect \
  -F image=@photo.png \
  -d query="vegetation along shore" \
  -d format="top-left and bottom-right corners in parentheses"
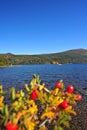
top-left (0, 74), bottom-right (86, 130)
top-left (1, 49), bottom-right (87, 67)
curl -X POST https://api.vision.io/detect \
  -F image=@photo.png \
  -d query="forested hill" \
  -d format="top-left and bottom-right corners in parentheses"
top-left (0, 48), bottom-right (87, 66)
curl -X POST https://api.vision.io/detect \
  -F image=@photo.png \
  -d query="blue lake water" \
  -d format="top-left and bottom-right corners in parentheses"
top-left (0, 64), bottom-right (87, 96)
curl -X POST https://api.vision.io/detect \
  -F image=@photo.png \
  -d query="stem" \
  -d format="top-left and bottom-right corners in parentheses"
top-left (39, 118), bottom-right (50, 127)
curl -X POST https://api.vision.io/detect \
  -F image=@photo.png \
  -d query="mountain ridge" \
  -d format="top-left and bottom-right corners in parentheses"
top-left (1, 48), bottom-right (87, 55)
top-left (0, 48), bottom-right (87, 66)
top-left (59, 48), bottom-right (87, 55)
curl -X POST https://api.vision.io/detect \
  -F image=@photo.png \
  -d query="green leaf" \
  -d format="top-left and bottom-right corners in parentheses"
top-left (10, 87), bottom-right (16, 101)
top-left (62, 121), bottom-right (69, 128)
top-left (30, 74), bottom-right (41, 89)
top-left (58, 126), bottom-right (64, 130)
top-left (30, 78), bottom-right (36, 89)
top-left (54, 126), bottom-right (64, 130)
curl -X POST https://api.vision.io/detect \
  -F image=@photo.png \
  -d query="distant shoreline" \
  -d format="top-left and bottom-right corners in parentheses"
top-left (1, 49), bottom-right (87, 65)
top-left (0, 65), bottom-right (9, 68)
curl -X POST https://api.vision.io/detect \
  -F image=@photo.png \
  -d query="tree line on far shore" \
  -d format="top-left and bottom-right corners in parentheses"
top-left (0, 49), bottom-right (87, 66)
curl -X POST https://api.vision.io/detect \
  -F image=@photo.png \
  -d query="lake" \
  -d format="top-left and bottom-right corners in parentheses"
top-left (0, 64), bottom-right (87, 96)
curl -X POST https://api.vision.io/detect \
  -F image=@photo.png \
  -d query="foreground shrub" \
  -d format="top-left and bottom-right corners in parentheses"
top-left (0, 74), bottom-right (82, 130)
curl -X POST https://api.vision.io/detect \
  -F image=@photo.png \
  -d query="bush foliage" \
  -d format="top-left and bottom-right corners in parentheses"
top-left (0, 74), bottom-right (82, 130)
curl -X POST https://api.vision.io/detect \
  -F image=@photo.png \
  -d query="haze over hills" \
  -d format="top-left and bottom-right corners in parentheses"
top-left (0, 48), bottom-right (87, 66)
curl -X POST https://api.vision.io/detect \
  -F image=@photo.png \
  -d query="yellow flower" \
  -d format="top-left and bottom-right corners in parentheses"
top-left (24, 120), bottom-right (37, 130)
top-left (0, 96), bottom-right (4, 103)
top-left (24, 84), bottom-right (30, 92)
top-left (26, 100), bottom-right (38, 114)
top-left (38, 85), bottom-right (44, 91)
top-left (41, 111), bottom-right (55, 120)
top-left (0, 96), bottom-right (4, 110)
top-left (0, 85), bottom-right (3, 90)
top-left (12, 101), bottom-right (18, 107)
top-left (51, 97), bottom-right (63, 106)
top-left (65, 106), bottom-right (76, 115)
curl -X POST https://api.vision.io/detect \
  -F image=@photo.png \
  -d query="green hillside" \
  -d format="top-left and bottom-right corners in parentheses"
top-left (0, 48), bottom-right (87, 66)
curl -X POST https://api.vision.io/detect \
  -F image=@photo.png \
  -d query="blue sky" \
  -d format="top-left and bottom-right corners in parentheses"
top-left (0, 0), bottom-right (87, 54)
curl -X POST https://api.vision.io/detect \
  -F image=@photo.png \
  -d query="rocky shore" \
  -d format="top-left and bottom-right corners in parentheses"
top-left (1, 98), bottom-right (87, 130)
top-left (47, 96), bottom-right (87, 130)
top-left (1, 91), bottom-right (87, 130)
top-left (65, 97), bottom-right (87, 130)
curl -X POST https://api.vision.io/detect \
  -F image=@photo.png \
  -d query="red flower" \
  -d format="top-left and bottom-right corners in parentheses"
top-left (55, 82), bottom-right (61, 89)
top-left (67, 85), bottom-right (74, 93)
top-left (76, 94), bottom-right (82, 101)
top-left (58, 101), bottom-right (69, 109)
top-left (30, 89), bottom-right (38, 100)
top-left (6, 122), bottom-right (18, 130)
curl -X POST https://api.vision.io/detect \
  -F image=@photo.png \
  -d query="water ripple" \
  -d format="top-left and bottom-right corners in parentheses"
top-left (0, 64), bottom-right (87, 96)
